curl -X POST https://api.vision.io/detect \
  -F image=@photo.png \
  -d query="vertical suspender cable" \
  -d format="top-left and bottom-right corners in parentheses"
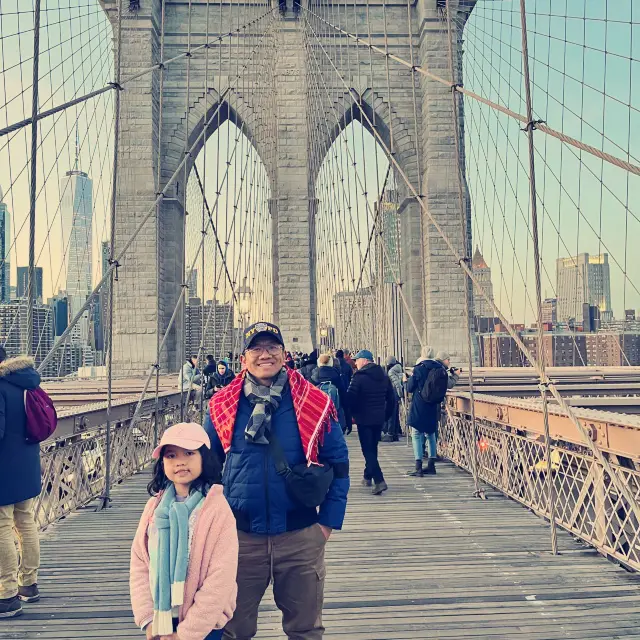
top-left (446, 0), bottom-right (483, 499)
top-left (200, 0), bottom-right (211, 424)
top-left (154, 0), bottom-right (167, 447)
top-left (27, 0), bottom-right (42, 357)
top-left (180, 0), bottom-right (193, 421)
top-left (518, 0), bottom-right (558, 554)
top-left (101, 0), bottom-right (124, 510)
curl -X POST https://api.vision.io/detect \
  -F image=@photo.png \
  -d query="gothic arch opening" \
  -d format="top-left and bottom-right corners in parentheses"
top-left (314, 120), bottom-right (404, 354)
top-left (183, 119), bottom-right (273, 359)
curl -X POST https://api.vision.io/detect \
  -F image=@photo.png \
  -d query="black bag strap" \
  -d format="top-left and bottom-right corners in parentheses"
top-left (266, 430), bottom-right (291, 476)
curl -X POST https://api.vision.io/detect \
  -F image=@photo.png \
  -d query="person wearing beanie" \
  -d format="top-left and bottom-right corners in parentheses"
top-left (415, 345), bottom-right (435, 365)
top-left (405, 348), bottom-right (453, 477)
top-left (347, 350), bottom-right (396, 495)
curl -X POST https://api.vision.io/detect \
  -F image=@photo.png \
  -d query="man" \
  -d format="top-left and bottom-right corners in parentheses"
top-left (0, 348), bottom-right (43, 617)
top-left (406, 349), bottom-right (457, 476)
top-left (346, 350), bottom-right (395, 495)
top-left (204, 322), bottom-right (349, 639)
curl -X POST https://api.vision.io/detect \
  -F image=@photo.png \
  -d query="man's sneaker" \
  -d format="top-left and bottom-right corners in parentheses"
top-left (0, 596), bottom-right (23, 618)
top-left (361, 477), bottom-right (372, 487)
top-left (372, 481), bottom-right (388, 495)
top-left (18, 584), bottom-right (40, 603)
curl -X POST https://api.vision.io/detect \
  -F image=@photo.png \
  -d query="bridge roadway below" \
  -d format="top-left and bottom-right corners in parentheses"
top-left (5, 439), bottom-right (640, 640)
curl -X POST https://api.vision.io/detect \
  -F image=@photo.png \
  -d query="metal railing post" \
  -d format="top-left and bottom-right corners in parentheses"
top-left (27, 0), bottom-right (42, 358)
top-left (518, 0), bottom-right (558, 555)
top-left (100, 0), bottom-right (124, 510)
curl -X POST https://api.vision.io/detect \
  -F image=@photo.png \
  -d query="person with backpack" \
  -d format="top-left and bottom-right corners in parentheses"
top-left (311, 354), bottom-right (348, 433)
top-left (405, 348), bottom-right (450, 477)
top-left (0, 348), bottom-right (53, 617)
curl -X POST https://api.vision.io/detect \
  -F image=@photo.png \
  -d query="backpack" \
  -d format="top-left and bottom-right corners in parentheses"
top-left (317, 381), bottom-right (340, 411)
top-left (24, 387), bottom-right (58, 443)
top-left (419, 365), bottom-right (449, 404)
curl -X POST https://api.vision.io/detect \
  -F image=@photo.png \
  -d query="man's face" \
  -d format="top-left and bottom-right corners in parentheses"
top-left (242, 336), bottom-right (285, 381)
top-left (355, 357), bottom-right (369, 370)
top-left (443, 358), bottom-right (451, 368)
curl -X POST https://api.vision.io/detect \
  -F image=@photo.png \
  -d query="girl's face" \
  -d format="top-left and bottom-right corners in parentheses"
top-left (162, 445), bottom-right (203, 495)
top-left (217, 364), bottom-right (226, 375)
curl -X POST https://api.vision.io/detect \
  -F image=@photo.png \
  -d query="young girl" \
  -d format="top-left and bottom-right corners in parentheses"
top-left (130, 423), bottom-right (238, 640)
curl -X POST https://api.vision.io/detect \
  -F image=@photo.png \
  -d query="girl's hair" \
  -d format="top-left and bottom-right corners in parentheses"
top-left (147, 444), bottom-right (223, 497)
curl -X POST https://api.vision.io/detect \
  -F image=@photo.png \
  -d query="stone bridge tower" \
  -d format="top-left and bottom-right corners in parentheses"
top-left (101, 0), bottom-right (475, 375)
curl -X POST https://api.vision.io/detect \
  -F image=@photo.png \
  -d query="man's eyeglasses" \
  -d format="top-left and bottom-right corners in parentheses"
top-left (246, 344), bottom-right (283, 356)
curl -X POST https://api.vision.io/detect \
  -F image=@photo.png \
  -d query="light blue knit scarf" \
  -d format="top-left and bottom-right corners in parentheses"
top-left (152, 483), bottom-right (204, 636)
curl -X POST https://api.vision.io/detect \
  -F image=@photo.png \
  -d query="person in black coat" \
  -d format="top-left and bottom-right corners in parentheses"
top-left (0, 348), bottom-right (43, 616)
top-left (406, 351), bottom-right (458, 476)
top-left (334, 349), bottom-right (353, 390)
top-left (347, 350), bottom-right (395, 495)
top-left (205, 360), bottom-right (235, 398)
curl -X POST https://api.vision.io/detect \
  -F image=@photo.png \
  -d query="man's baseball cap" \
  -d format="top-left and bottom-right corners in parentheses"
top-left (243, 321), bottom-right (285, 352)
top-left (152, 423), bottom-right (211, 459)
top-left (354, 349), bottom-right (374, 361)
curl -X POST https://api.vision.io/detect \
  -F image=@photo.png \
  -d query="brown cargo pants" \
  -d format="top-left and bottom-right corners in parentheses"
top-left (223, 524), bottom-right (327, 640)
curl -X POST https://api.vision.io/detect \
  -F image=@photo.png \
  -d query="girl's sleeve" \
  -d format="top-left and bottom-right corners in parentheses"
top-left (177, 501), bottom-right (239, 640)
top-left (130, 498), bottom-right (156, 629)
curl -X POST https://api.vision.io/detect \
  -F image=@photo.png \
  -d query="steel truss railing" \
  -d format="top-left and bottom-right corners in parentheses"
top-left (35, 396), bottom-right (182, 530)
top-left (441, 396), bottom-right (640, 571)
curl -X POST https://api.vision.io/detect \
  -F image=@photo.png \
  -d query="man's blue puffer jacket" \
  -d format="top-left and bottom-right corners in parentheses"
top-left (203, 387), bottom-right (350, 535)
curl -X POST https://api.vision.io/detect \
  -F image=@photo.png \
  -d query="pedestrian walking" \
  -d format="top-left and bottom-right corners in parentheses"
top-left (130, 422), bottom-right (237, 639)
top-left (406, 347), bottom-right (451, 476)
top-left (204, 321), bottom-right (349, 639)
top-left (347, 349), bottom-right (396, 495)
top-left (0, 349), bottom-right (45, 618)
top-left (382, 356), bottom-right (404, 442)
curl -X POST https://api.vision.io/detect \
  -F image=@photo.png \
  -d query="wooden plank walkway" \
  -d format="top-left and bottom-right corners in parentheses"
top-left (4, 438), bottom-right (640, 639)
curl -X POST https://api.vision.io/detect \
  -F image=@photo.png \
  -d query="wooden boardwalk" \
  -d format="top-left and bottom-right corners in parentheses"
top-left (4, 439), bottom-right (640, 640)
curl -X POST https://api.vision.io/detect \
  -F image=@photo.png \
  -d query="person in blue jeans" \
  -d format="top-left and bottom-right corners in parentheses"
top-left (406, 348), bottom-right (442, 476)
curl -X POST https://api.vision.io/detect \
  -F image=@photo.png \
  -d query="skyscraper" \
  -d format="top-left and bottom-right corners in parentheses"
top-left (472, 246), bottom-right (495, 318)
top-left (0, 186), bottom-right (11, 303)
top-left (17, 266), bottom-right (43, 303)
top-left (60, 139), bottom-right (93, 342)
top-left (556, 253), bottom-right (612, 324)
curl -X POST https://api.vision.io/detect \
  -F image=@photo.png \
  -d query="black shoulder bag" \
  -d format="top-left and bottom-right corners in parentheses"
top-left (267, 431), bottom-right (334, 508)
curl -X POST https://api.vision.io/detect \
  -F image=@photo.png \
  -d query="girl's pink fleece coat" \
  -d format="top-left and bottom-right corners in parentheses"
top-left (130, 485), bottom-right (238, 640)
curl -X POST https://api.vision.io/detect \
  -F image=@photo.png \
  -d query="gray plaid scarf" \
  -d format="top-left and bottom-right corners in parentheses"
top-left (243, 368), bottom-right (288, 444)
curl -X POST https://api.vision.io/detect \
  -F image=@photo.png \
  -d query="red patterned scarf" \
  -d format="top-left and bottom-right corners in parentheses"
top-left (209, 367), bottom-right (337, 466)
